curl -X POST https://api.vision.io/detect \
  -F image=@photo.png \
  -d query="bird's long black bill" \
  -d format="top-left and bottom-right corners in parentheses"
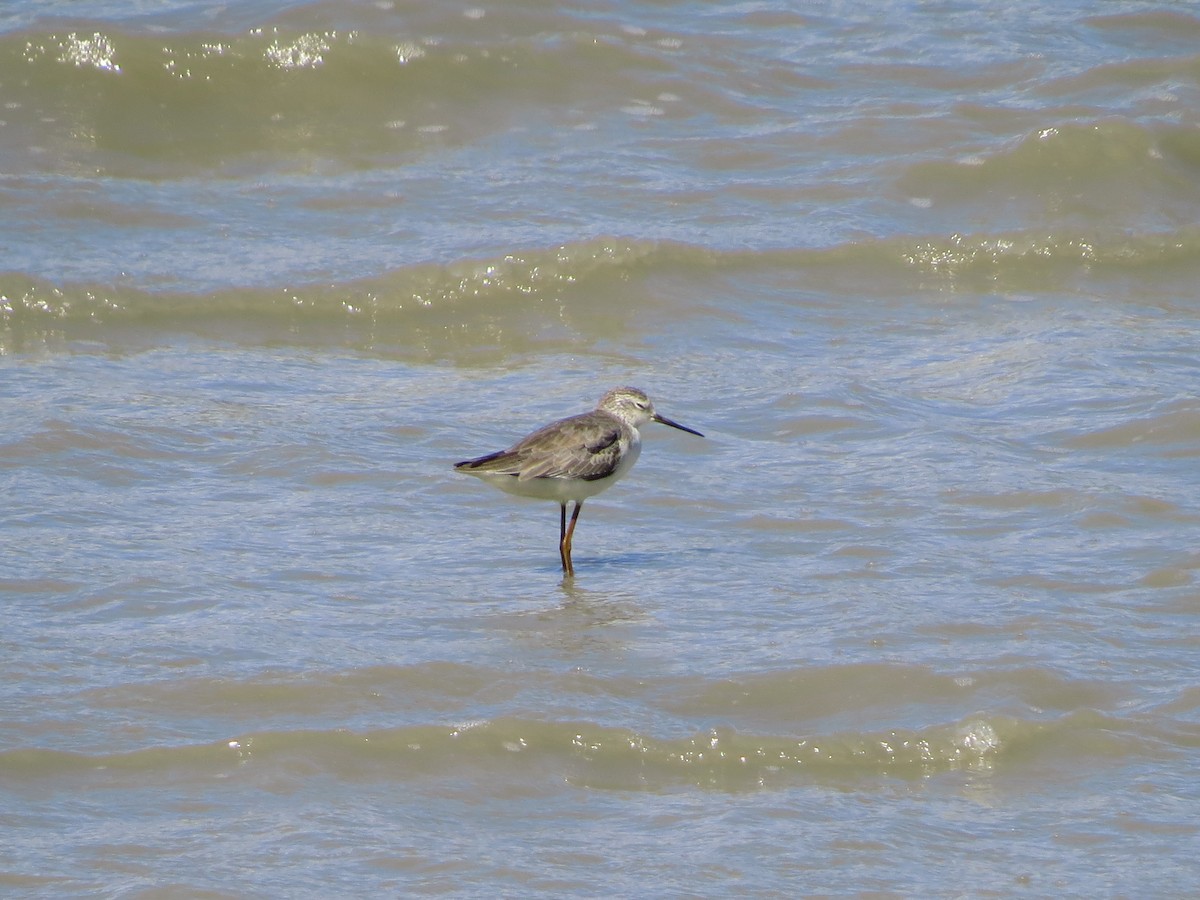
top-left (653, 413), bottom-right (704, 437)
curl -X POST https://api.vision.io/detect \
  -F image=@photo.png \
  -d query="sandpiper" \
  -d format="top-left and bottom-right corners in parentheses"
top-left (454, 386), bottom-right (704, 576)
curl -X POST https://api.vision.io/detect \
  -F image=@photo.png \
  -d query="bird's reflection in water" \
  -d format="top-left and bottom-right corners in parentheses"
top-left (481, 579), bottom-right (648, 661)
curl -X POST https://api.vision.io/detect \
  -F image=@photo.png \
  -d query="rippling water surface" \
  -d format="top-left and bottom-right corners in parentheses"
top-left (3, 1), bottom-right (1199, 895)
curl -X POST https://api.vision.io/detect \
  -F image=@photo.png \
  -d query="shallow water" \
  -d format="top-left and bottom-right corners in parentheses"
top-left (2, 1), bottom-right (1199, 895)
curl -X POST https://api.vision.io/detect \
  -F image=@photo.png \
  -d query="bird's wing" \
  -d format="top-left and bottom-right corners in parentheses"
top-left (456, 413), bottom-right (625, 482)
top-left (515, 419), bottom-right (623, 481)
top-left (454, 447), bottom-right (523, 474)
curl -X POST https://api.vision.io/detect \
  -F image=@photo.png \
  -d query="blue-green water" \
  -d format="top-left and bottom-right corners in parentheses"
top-left (3, 2), bottom-right (1199, 895)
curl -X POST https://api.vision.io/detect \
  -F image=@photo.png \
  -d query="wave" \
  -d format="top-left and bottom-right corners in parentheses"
top-left (1059, 398), bottom-right (1200, 457)
top-left (0, 10), bottom-right (724, 177)
top-left (8, 6), bottom-right (1200, 186)
top-left (6, 660), bottom-right (1193, 790)
top-left (0, 710), bottom-right (1151, 791)
top-left (0, 237), bottom-right (685, 356)
top-left (897, 117), bottom-right (1200, 229)
top-left (4, 227), bottom-right (1199, 352)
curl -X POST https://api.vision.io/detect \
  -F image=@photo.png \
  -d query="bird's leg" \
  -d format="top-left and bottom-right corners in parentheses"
top-left (561, 501), bottom-right (583, 577)
top-left (559, 502), bottom-right (570, 574)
